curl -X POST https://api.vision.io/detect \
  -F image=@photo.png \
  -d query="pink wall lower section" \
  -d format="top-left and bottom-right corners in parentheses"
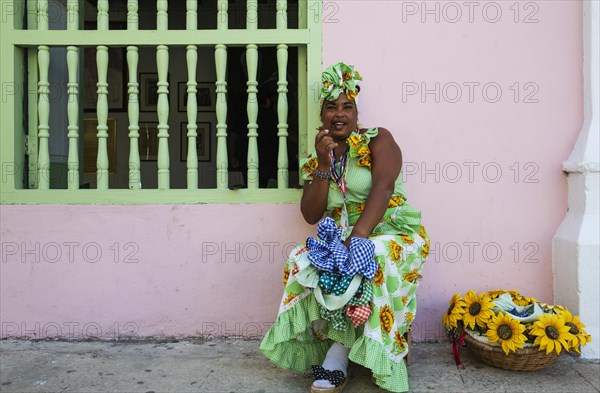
top-left (1, 205), bottom-right (314, 339)
top-left (0, 1), bottom-right (583, 341)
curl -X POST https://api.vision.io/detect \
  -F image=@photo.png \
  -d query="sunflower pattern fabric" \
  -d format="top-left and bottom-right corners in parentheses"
top-left (320, 62), bottom-right (362, 103)
top-left (260, 128), bottom-right (430, 393)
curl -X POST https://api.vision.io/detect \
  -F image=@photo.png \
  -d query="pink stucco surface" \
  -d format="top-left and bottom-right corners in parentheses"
top-left (0, 1), bottom-right (583, 340)
top-left (1, 205), bottom-right (314, 339)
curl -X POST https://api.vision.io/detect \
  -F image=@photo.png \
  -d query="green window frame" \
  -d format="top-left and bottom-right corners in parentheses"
top-left (0, 0), bottom-right (323, 204)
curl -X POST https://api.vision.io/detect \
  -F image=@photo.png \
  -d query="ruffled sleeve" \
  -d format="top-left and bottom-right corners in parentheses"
top-left (300, 154), bottom-right (319, 181)
top-left (361, 127), bottom-right (379, 143)
top-left (347, 128), bottom-right (379, 169)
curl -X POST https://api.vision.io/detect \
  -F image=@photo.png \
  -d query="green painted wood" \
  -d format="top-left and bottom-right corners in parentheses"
top-left (276, 43), bottom-right (289, 189)
top-left (186, 0), bottom-right (199, 189)
top-left (36, 0), bottom-right (50, 190)
top-left (26, 0), bottom-right (39, 189)
top-left (247, 0), bottom-right (258, 30)
top-left (246, 43), bottom-right (259, 189)
top-left (127, 0), bottom-right (141, 190)
top-left (1, 189), bottom-right (304, 205)
top-left (187, 0), bottom-right (198, 29)
top-left (66, 0), bottom-right (79, 191)
top-left (297, 46), bottom-right (308, 165)
top-left (11, 3), bottom-right (26, 191)
top-left (276, 1), bottom-right (289, 189)
top-left (246, 0), bottom-right (259, 187)
top-left (215, 0), bottom-right (229, 190)
top-left (0, 0), bottom-right (21, 193)
top-left (95, 0), bottom-right (110, 190)
top-left (156, 0), bottom-right (171, 190)
top-left (7, 30), bottom-right (310, 46)
top-left (0, 0), bottom-right (323, 204)
top-left (306, 0), bottom-right (322, 156)
top-left (297, 1), bottom-right (308, 175)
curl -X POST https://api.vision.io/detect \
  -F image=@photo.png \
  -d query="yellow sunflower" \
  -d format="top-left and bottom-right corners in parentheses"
top-left (442, 292), bottom-right (466, 329)
top-left (417, 225), bottom-right (428, 240)
top-left (283, 293), bottom-right (298, 305)
top-left (530, 313), bottom-right (572, 355)
top-left (358, 155), bottom-right (372, 168)
top-left (389, 240), bottom-right (403, 261)
top-left (283, 266), bottom-right (290, 288)
top-left (379, 304), bottom-right (395, 334)
top-left (539, 302), bottom-right (567, 314)
top-left (399, 234), bottom-right (414, 244)
top-left (331, 207), bottom-right (343, 220)
top-left (462, 290), bottom-right (495, 330)
top-left (486, 312), bottom-right (527, 355)
top-left (420, 242), bottom-right (430, 258)
top-left (487, 289), bottom-right (520, 299)
top-left (347, 134), bottom-right (362, 150)
top-left (346, 89), bottom-right (358, 101)
top-left (512, 294), bottom-right (538, 307)
top-left (405, 311), bottom-right (415, 323)
top-left (373, 265), bottom-right (385, 287)
top-left (301, 156), bottom-right (319, 179)
top-left (402, 269), bottom-right (421, 283)
top-left (356, 145), bottom-right (370, 157)
top-left (389, 195), bottom-right (405, 207)
top-left (401, 296), bottom-right (409, 306)
top-left (394, 330), bottom-right (407, 351)
top-left (560, 309), bottom-right (590, 353)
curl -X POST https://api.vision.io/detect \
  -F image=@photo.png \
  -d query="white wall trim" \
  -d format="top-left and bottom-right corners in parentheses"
top-left (552, 0), bottom-right (600, 359)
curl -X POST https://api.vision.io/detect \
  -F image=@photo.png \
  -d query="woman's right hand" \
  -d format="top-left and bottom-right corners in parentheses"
top-left (300, 127), bottom-right (336, 224)
top-left (315, 127), bottom-right (338, 170)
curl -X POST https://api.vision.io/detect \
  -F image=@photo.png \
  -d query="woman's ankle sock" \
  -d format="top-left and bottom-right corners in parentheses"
top-left (313, 342), bottom-right (350, 388)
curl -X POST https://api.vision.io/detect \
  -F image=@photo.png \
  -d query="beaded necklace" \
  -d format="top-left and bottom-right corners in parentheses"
top-left (328, 130), bottom-right (358, 240)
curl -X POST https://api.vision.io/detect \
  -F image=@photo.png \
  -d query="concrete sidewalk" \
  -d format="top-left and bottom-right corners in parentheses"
top-left (0, 339), bottom-right (598, 393)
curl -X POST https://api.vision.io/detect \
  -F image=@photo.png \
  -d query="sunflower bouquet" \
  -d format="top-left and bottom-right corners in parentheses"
top-left (442, 290), bottom-right (591, 371)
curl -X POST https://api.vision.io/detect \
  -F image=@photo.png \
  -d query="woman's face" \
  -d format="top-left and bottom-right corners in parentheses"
top-left (320, 93), bottom-right (358, 142)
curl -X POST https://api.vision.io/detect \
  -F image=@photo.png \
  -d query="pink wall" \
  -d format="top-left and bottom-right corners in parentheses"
top-left (0, 1), bottom-right (583, 340)
top-left (1, 205), bottom-right (314, 339)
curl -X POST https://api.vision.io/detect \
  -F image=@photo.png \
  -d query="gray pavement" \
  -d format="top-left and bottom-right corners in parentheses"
top-left (0, 339), bottom-right (598, 393)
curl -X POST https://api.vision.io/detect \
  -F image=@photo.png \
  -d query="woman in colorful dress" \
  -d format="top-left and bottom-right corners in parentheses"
top-left (260, 62), bottom-right (430, 393)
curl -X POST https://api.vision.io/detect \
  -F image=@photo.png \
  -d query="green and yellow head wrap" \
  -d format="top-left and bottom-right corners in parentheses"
top-left (320, 62), bottom-right (363, 103)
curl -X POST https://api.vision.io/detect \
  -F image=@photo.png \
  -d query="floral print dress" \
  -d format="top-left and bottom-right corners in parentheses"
top-left (260, 128), bottom-right (430, 393)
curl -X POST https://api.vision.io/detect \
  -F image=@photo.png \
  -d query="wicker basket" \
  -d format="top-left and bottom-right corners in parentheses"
top-left (463, 332), bottom-right (560, 371)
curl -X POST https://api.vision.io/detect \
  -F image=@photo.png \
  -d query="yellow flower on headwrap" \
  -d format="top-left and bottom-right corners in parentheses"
top-left (346, 89), bottom-right (358, 101)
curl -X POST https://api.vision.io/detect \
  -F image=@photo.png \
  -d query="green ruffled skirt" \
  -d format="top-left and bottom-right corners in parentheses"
top-left (260, 225), bottom-right (429, 392)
